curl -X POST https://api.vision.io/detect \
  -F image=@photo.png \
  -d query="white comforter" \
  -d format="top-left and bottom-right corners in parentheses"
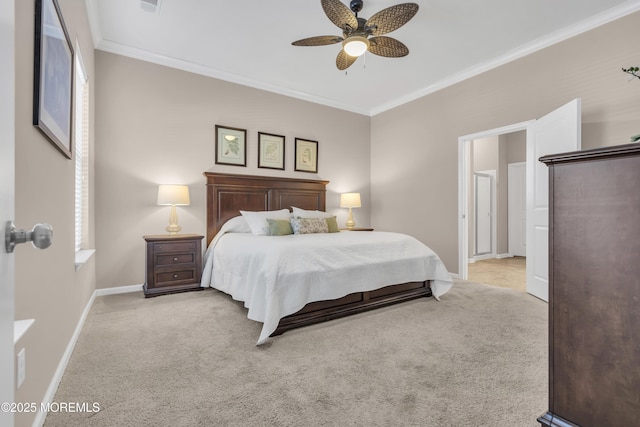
top-left (201, 218), bottom-right (453, 345)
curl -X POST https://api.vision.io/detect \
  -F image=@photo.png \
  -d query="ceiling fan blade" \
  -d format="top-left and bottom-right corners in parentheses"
top-left (292, 35), bottom-right (344, 46)
top-left (368, 36), bottom-right (409, 57)
top-left (336, 49), bottom-right (358, 70)
top-left (321, 0), bottom-right (358, 32)
top-left (366, 3), bottom-right (419, 36)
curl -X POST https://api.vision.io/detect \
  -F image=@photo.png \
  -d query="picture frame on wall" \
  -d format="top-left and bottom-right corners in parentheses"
top-left (294, 138), bottom-right (318, 173)
top-left (33, 0), bottom-right (74, 159)
top-left (258, 132), bottom-right (285, 170)
top-left (215, 125), bottom-right (247, 166)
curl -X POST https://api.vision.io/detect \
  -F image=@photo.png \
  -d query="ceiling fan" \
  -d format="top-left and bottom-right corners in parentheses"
top-left (292, 0), bottom-right (419, 70)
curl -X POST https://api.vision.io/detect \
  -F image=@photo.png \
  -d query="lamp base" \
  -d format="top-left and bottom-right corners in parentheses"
top-left (345, 208), bottom-right (356, 229)
top-left (165, 224), bottom-right (182, 235)
top-left (166, 205), bottom-right (182, 235)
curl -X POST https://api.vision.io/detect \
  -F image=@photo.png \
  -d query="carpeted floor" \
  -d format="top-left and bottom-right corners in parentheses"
top-left (45, 279), bottom-right (548, 427)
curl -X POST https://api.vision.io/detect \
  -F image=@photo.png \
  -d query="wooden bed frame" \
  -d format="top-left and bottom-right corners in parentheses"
top-left (204, 172), bottom-right (432, 336)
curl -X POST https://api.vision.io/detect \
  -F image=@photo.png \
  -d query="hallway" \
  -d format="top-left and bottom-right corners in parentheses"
top-left (467, 257), bottom-right (526, 292)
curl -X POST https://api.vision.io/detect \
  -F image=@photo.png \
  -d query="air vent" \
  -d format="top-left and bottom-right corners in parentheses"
top-left (141, 0), bottom-right (162, 14)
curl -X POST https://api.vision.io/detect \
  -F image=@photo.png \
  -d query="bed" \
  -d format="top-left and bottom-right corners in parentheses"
top-left (201, 172), bottom-right (453, 344)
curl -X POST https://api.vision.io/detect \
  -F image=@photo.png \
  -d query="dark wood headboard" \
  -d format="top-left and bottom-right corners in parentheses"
top-left (203, 172), bottom-right (330, 245)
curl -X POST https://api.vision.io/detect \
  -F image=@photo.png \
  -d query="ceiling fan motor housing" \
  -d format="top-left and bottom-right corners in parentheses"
top-left (350, 0), bottom-right (364, 14)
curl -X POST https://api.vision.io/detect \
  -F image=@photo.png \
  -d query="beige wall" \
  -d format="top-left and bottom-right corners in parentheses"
top-left (14, 0), bottom-right (95, 426)
top-left (505, 131), bottom-right (526, 164)
top-left (371, 11), bottom-right (640, 273)
top-left (499, 131), bottom-right (526, 254)
top-left (94, 52), bottom-right (371, 288)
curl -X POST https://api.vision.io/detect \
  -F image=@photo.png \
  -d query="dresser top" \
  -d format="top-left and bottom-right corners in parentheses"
top-left (540, 142), bottom-right (640, 165)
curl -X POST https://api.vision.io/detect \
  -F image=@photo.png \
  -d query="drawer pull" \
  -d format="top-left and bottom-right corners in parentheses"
top-left (173, 274), bottom-right (178, 278)
top-left (173, 257), bottom-right (178, 262)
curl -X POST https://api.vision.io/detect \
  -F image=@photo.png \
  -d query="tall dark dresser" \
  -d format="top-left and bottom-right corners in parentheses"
top-left (537, 143), bottom-right (640, 427)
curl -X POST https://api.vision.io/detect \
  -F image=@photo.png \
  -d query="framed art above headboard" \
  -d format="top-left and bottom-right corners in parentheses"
top-left (203, 172), bottom-right (329, 246)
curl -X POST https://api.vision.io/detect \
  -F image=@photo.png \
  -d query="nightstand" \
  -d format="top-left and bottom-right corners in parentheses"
top-left (340, 227), bottom-right (374, 231)
top-left (143, 234), bottom-right (204, 297)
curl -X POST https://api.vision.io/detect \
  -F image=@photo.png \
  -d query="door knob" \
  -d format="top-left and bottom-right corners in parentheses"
top-left (4, 221), bottom-right (53, 253)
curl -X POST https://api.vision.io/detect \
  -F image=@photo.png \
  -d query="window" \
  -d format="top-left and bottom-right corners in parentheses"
top-left (74, 45), bottom-right (92, 268)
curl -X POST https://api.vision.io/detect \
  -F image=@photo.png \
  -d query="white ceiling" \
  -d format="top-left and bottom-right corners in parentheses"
top-left (86, 0), bottom-right (640, 116)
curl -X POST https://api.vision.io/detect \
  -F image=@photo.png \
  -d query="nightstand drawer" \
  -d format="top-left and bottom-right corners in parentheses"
top-left (155, 268), bottom-right (196, 286)
top-left (156, 253), bottom-right (195, 266)
top-left (153, 241), bottom-right (197, 253)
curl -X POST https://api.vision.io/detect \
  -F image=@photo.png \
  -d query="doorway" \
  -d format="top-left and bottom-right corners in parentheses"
top-left (458, 121), bottom-right (533, 286)
top-left (458, 99), bottom-right (582, 301)
top-left (464, 131), bottom-right (528, 291)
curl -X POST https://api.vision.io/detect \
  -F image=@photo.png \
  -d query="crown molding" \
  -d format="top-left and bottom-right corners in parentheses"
top-left (370, 1), bottom-right (640, 116)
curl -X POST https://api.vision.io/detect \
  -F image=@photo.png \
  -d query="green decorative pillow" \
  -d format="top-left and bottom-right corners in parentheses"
top-left (290, 217), bottom-right (329, 234)
top-left (325, 216), bottom-right (339, 233)
top-left (267, 219), bottom-right (293, 236)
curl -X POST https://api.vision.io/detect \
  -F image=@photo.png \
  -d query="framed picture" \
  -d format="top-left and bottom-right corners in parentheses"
top-left (294, 138), bottom-right (318, 173)
top-left (33, 0), bottom-right (74, 159)
top-left (258, 132), bottom-right (285, 170)
top-left (215, 125), bottom-right (247, 166)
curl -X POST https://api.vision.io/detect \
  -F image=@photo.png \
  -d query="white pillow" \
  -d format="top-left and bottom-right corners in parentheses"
top-left (291, 206), bottom-right (333, 219)
top-left (220, 216), bottom-right (251, 234)
top-left (240, 209), bottom-right (291, 235)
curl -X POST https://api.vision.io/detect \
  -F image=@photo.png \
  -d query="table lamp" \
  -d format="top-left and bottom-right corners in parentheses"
top-left (340, 192), bottom-right (361, 229)
top-left (157, 184), bottom-right (190, 234)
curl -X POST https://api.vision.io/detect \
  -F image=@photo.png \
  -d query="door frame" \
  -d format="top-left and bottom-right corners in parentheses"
top-left (0, 0), bottom-right (16, 425)
top-left (458, 121), bottom-right (533, 280)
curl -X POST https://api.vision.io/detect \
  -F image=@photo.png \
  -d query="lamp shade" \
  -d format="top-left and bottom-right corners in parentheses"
top-left (157, 185), bottom-right (190, 206)
top-left (340, 192), bottom-right (361, 208)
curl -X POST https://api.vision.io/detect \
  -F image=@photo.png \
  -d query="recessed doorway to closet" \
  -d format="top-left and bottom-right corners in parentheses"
top-left (467, 132), bottom-right (526, 292)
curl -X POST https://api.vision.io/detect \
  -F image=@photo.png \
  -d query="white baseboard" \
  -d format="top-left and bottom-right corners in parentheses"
top-left (496, 253), bottom-right (513, 259)
top-left (469, 253), bottom-right (515, 263)
top-left (34, 290), bottom-right (97, 427)
top-left (96, 284), bottom-right (143, 296)
top-left (471, 253), bottom-right (495, 262)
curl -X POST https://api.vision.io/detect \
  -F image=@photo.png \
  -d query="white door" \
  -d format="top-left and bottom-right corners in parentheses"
top-left (474, 173), bottom-right (493, 255)
top-left (0, 1), bottom-right (16, 425)
top-left (526, 99), bottom-right (581, 301)
top-left (508, 163), bottom-right (526, 257)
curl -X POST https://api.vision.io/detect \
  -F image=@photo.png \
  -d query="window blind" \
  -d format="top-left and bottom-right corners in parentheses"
top-left (75, 51), bottom-right (89, 253)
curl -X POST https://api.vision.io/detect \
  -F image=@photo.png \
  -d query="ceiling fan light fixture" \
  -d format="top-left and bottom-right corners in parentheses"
top-left (342, 36), bottom-right (369, 57)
